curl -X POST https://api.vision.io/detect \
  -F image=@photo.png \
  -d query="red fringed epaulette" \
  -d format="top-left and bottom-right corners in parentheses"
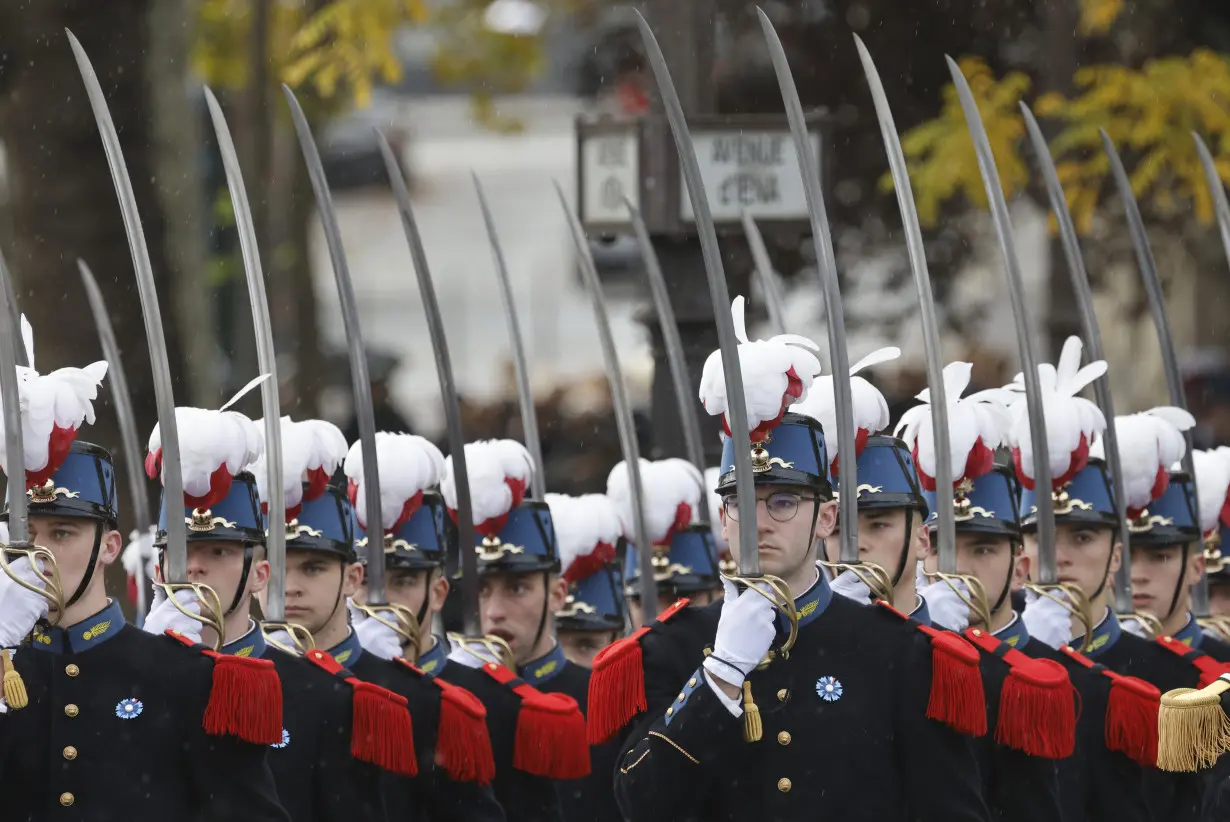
top-left (305, 649), bottom-right (418, 777)
top-left (588, 597), bottom-right (690, 744)
top-left (874, 601), bottom-right (987, 738)
top-left (1156, 635), bottom-right (1230, 688)
top-left (963, 628), bottom-right (1076, 759)
top-left (394, 658), bottom-right (496, 785)
top-left (480, 661), bottom-right (590, 780)
top-left (1060, 644), bottom-right (1160, 767)
top-left (165, 629), bottom-right (283, 746)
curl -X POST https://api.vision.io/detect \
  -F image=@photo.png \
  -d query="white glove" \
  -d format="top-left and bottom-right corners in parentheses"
top-left (830, 569), bottom-right (873, 605)
top-left (142, 588), bottom-right (203, 644)
top-left (919, 576), bottom-right (970, 632)
top-left (447, 635), bottom-right (502, 669)
top-left (703, 578), bottom-right (777, 690)
top-left (0, 557), bottom-right (51, 647)
top-left (263, 627), bottom-right (294, 649)
top-left (1022, 588), bottom-right (1073, 649)
top-left (1121, 616), bottom-right (1150, 638)
top-left (355, 615), bottom-right (404, 661)
top-left (346, 597), bottom-right (365, 625)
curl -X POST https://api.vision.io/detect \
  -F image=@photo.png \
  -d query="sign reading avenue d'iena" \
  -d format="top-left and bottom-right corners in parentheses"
top-left (680, 129), bottom-right (820, 223)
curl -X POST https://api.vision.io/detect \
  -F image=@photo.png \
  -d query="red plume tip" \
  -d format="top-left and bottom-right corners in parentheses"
top-left (145, 448), bottom-right (161, 480)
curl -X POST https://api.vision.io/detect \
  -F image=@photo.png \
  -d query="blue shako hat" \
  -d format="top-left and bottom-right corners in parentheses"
top-left (622, 526), bottom-right (722, 598)
top-left (469, 500), bottom-right (559, 576)
top-left (157, 470), bottom-right (265, 547)
top-left (557, 563), bottom-right (625, 632)
top-left (1130, 471), bottom-right (1200, 548)
top-left (285, 483), bottom-right (357, 562)
top-left (716, 412), bottom-right (832, 497)
top-left (848, 435), bottom-right (928, 515)
top-left (1019, 457), bottom-right (1119, 531)
top-left (924, 463), bottom-right (1022, 539)
top-left (5, 441), bottom-right (119, 525)
top-left (383, 490), bottom-right (452, 572)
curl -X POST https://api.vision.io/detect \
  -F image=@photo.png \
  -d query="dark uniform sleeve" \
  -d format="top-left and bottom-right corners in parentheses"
top-left (313, 680), bottom-right (389, 822)
top-left (421, 774), bottom-right (506, 822)
top-left (185, 721), bottom-right (290, 821)
top-left (894, 631), bottom-right (991, 822)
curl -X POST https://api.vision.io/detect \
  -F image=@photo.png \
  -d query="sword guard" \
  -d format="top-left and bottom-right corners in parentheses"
top-left (927, 570), bottom-right (993, 631)
top-left (447, 632), bottom-right (516, 671)
top-left (1198, 616), bottom-right (1230, 643)
top-left (1028, 581), bottom-right (1095, 652)
top-left (261, 621), bottom-right (316, 656)
top-left (1117, 609), bottom-right (1165, 640)
top-left (0, 543), bottom-right (64, 625)
top-left (722, 572), bottom-right (799, 658)
top-left (155, 581), bottom-right (227, 652)
top-left (818, 559), bottom-right (894, 605)
top-left (355, 602), bottom-right (421, 663)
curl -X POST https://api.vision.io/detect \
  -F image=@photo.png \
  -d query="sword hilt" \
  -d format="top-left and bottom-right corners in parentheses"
top-left (926, 569), bottom-right (994, 632)
top-left (818, 559), bottom-right (895, 606)
top-left (447, 632), bottom-right (516, 671)
top-left (722, 573), bottom-right (800, 658)
top-left (154, 581), bottom-right (226, 652)
top-left (356, 602), bottom-right (422, 664)
top-left (1028, 581), bottom-right (1095, 652)
top-left (1118, 609), bottom-right (1165, 640)
top-left (0, 543), bottom-right (64, 624)
top-left (261, 621), bottom-right (316, 656)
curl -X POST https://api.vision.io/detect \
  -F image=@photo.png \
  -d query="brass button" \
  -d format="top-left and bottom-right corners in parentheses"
top-left (676, 693), bottom-right (685, 703)
top-left (777, 731), bottom-right (791, 746)
top-left (60, 792), bottom-right (75, 807)
top-left (63, 746), bottom-right (78, 760)
top-left (65, 664), bottom-right (79, 677)
top-left (972, 629), bottom-right (982, 637)
top-left (666, 707), bottom-right (674, 717)
top-left (777, 778), bottom-right (792, 793)
top-left (64, 704), bottom-right (79, 718)
top-left (688, 677), bottom-right (697, 688)
top-left (776, 688), bottom-right (788, 702)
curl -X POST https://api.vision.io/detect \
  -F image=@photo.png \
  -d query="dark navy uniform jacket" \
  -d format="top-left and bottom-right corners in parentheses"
top-left (614, 574), bottom-right (990, 822)
top-left (417, 639), bottom-right (562, 822)
top-left (514, 644), bottom-right (621, 822)
top-left (0, 599), bottom-right (289, 822)
top-left (327, 631), bottom-right (505, 822)
top-left (221, 625), bottom-right (385, 822)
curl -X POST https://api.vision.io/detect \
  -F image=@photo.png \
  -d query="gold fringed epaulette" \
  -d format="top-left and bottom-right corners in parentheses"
top-left (1157, 675), bottom-right (1230, 772)
top-left (1, 649), bottom-right (27, 710)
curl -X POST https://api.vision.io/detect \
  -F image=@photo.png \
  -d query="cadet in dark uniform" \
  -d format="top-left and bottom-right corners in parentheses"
top-left (552, 493), bottom-right (626, 669)
top-left (0, 439), bottom-right (289, 821)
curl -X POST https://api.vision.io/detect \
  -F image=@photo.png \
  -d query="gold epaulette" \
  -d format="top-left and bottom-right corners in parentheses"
top-left (1158, 676), bottom-right (1230, 772)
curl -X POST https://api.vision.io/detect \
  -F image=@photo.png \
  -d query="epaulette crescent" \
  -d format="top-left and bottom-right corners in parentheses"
top-left (1059, 644), bottom-right (1160, 767)
top-left (1156, 634), bottom-right (1230, 688)
top-left (962, 628), bottom-right (1076, 759)
top-left (588, 597), bottom-right (689, 744)
top-left (1157, 671), bottom-right (1230, 772)
top-left (164, 629), bottom-right (283, 746)
top-left (304, 649), bottom-right (417, 777)
top-left (394, 657), bottom-right (495, 784)
top-left (479, 660), bottom-right (590, 780)
top-left (873, 601), bottom-right (987, 738)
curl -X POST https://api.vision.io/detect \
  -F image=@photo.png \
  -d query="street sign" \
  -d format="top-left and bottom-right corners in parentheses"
top-left (680, 129), bottom-right (820, 223)
top-left (577, 120), bottom-right (640, 232)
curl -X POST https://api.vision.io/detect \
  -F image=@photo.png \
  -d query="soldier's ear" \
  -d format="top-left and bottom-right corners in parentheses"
top-left (813, 499), bottom-right (838, 539)
top-left (98, 528), bottom-right (123, 566)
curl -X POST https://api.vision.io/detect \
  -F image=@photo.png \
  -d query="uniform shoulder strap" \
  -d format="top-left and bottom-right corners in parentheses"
top-left (480, 661), bottom-right (590, 779)
top-left (1156, 635), bottom-right (1230, 687)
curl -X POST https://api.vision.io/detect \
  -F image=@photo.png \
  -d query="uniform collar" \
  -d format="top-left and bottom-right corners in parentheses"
top-left (1170, 613), bottom-right (1203, 649)
top-left (909, 594), bottom-right (931, 627)
top-left (30, 599), bottom-right (125, 654)
top-left (780, 569), bottom-right (832, 633)
top-left (993, 612), bottom-right (1030, 649)
top-left (1083, 608), bottom-right (1122, 659)
top-left (519, 642), bottom-right (567, 687)
top-left (327, 629), bottom-right (364, 668)
top-left (221, 620), bottom-right (267, 659)
top-left (418, 636), bottom-right (448, 675)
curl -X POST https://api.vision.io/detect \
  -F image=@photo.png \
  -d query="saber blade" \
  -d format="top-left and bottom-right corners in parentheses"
top-left (0, 247), bottom-right (26, 543)
top-left (740, 212), bottom-right (788, 336)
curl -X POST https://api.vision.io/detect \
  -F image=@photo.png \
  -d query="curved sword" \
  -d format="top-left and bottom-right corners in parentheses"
top-left (757, 9), bottom-right (860, 565)
top-left (283, 85), bottom-right (387, 604)
top-left (203, 87), bottom-right (286, 621)
top-left (946, 56), bottom-right (1057, 584)
top-left (854, 37), bottom-right (956, 575)
top-left (0, 248), bottom-right (27, 541)
top-left (1195, 134), bottom-right (1230, 265)
top-left (1101, 131), bottom-right (1205, 615)
top-left (379, 132), bottom-right (481, 636)
top-left (1021, 106), bottom-right (1131, 611)
top-left (473, 174), bottom-right (546, 499)
top-left (740, 212), bottom-right (788, 336)
top-left (78, 259), bottom-right (154, 621)
top-left (624, 197), bottom-right (710, 527)
top-left (0, 248), bottom-right (27, 369)
top-left (560, 182), bottom-right (659, 619)
top-left (635, 11), bottom-right (759, 577)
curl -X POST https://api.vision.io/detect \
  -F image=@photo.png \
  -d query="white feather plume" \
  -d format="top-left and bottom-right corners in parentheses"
top-left (699, 296), bottom-right (822, 439)
top-left (148, 410), bottom-right (264, 501)
top-left (1091, 407), bottom-right (1195, 515)
top-left (344, 432), bottom-right (444, 531)
top-left (790, 346), bottom-right (899, 466)
top-left (1192, 449), bottom-right (1230, 535)
top-left (248, 417), bottom-right (349, 513)
top-left (548, 492), bottom-right (623, 580)
top-left (440, 439), bottom-right (534, 532)
top-left (607, 458), bottom-right (702, 545)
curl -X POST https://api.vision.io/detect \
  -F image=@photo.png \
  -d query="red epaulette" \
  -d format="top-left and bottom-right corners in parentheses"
top-left (394, 658), bottom-right (495, 785)
top-left (304, 649), bottom-right (417, 777)
top-left (962, 628), bottom-right (1076, 759)
top-left (587, 597), bottom-right (690, 744)
top-left (164, 629), bottom-right (283, 746)
top-left (1156, 635), bottom-right (1230, 688)
top-left (874, 601), bottom-right (987, 738)
top-left (1060, 644), bottom-right (1160, 767)
top-left (480, 661), bottom-right (590, 780)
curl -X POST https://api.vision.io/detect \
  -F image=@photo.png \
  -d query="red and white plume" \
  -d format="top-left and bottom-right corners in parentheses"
top-left (0, 315), bottom-right (109, 487)
top-left (791, 346), bottom-right (900, 474)
top-left (699, 296), bottom-right (822, 442)
top-left (1191, 448), bottom-right (1230, 540)
top-left (548, 493), bottom-right (622, 584)
top-left (894, 362), bottom-right (1014, 491)
top-left (344, 433), bottom-right (444, 533)
top-left (703, 466), bottom-right (727, 551)
top-left (146, 375), bottom-right (268, 509)
top-left (441, 439), bottom-right (535, 537)
top-left (607, 458), bottom-right (701, 546)
top-left (1004, 337), bottom-right (1107, 491)
top-left (249, 418), bottom-right (348, 521)
top-left (1091, 407), bottom-right (1195, 519)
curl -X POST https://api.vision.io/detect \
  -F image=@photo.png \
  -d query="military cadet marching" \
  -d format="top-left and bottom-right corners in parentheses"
top-left (549, 492), bottom-right (625, 670)
top-left (0, 329), bottom-right (289, 821)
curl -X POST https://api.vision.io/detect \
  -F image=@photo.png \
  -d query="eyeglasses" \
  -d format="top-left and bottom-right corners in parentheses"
top-left (722, 492), bottom-right (816, 523)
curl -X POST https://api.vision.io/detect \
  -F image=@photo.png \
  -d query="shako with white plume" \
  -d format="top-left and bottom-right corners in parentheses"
top-left (344, 432), bottom-right (444, 535)
top-left (549, 493), bottom-right (624, 631)
top-left (1091, 406), bottom-right (1195, 527)
top-left (791, 346), bottom-right (899, 474)
top-left (250, 417), bottom-right (347, 523)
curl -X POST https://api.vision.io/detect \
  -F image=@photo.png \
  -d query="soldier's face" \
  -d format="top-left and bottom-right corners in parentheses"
top-left (720, 486), bottom-right (837, 584)
top-left (386, 568), bottom-right (449, 619)
top-left (945, 532), bottom-right (1024, 626)
top-left (1210, 582), bottom-right (1230, 617)
top-left (284, 551), bottom-right (361, 633)
top-left (28, 515), bottom-right (121, 614)
top-left (183, 540), bottom-right (269, 608)
top-left (479, 572), bottom-right (568, 663)
top-left (1026, 524), bottom-right (1118, 601)
top-left (829, 508), bottom-right (927, 582)
top-left (1129, 543), bottom-right (1201, 619)
top-left (558, 629), bottom-right (618, 668)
